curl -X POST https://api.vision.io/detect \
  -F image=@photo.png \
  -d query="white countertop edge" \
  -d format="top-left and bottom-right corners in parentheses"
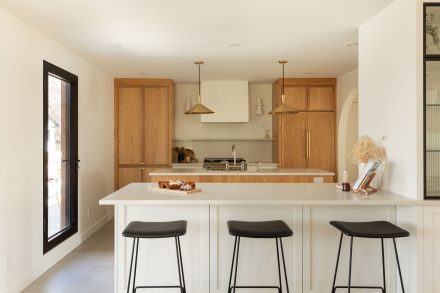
top-left (99, 199), bottom-right (418, 206)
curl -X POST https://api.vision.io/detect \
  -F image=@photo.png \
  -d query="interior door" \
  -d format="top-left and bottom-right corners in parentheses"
top-left (144, 87), bottom-right (170, 165)
top-left (118, 87), bottom-right (144, 165)
top-left (281, 112), bottom-right (307, 168)
top-left (307, 112), bottom-right (335, 171)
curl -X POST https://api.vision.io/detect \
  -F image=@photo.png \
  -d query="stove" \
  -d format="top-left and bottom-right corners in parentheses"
top-left (203, 158), bottom-right (247, 171)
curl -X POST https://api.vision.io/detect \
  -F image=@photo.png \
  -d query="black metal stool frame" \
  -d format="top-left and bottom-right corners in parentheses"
top-left (126, 236), bottom-right (186, 293)
top-left (331, 233), bottom-right (406, 293)
top-left (228, 236), bottom-right (290, 293)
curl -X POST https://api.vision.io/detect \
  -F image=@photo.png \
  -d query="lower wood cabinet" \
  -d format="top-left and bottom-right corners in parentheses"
top-left (118, 166), bottom-right (163, 188)
top-left (150, 175), bottom-right (334, 183)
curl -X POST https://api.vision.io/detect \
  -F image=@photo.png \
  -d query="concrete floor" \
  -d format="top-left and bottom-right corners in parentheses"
top-left (22, 222), bottom-right (114, 293)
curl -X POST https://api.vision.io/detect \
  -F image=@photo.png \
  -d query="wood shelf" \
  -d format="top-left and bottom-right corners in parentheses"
top-left (174, 138), bottom-right (276, 141)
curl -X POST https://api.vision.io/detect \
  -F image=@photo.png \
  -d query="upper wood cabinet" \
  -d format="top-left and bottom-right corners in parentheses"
top-left (308, 86), bottom-right (334, 111)
top-left (114, 79), bottom-right (174, 189)
top-left (118, 87), bottom-right (144, 165)
top-left (272, 78), bottom-right (336, 177)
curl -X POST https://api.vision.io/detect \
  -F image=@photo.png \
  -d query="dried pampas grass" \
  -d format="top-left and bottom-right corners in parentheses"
top-left (349, 135), bottom-right (386, 163)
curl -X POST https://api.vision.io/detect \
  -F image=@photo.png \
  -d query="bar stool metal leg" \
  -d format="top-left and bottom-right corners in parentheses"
top-left (381, 238), bottom-right (386, 293)
top-left (331, 233), bottom-right (343, 293)
top-left (279, 238), bottom-right (290, 293)
top-left (276, 238), bottom-right (282, 293)
top-left (393, 238), bottom-right (405, 293)
top-left (232, 237), bottom-right (241, 293)
top-left (132, 238), bottom-right (139, 293)
top-left (175, 237), bottom-right (183, 293)
top-left (177, 237), bottom-right (186, 293)
top-left (228, 237), bottom-right (238, 293)
top-left (126, 237), bottom-right (136, 293)
top-left (348, 236), bottom-right (353, 293)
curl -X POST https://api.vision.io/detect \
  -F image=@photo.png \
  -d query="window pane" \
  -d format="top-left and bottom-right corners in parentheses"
top-left (47, 74), bottom-right (71, 238)
top-left (426, 61), bottom-right (440, 197)
top-left (426, 6), bottom-right (440, 55)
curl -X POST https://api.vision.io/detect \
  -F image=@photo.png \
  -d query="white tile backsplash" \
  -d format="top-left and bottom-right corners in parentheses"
top-left (174, 82), bottom-right (273, 162)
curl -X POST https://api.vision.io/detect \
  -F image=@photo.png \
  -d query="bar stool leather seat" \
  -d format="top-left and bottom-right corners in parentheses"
top-left (122, 220), bottom-right (187, 238)
top-left (227, 220), bottom-right (293, 238)
top-left (330, 221), bottom-right (409, 239)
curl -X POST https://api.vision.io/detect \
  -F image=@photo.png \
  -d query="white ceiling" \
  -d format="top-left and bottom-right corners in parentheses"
top-left (0, 0), bottom-right (393, 82)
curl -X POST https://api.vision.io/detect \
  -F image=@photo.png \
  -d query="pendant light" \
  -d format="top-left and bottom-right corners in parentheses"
top-left (185, 61), bottom-right (214, 115)
top-left (269, 60), bottom-right (298, 115)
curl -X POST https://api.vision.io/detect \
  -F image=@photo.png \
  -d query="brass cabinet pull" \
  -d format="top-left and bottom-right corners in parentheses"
top-left (305, 129), bottom-right (308, 159)
top-left (307, 129), bottom-right (311, 159)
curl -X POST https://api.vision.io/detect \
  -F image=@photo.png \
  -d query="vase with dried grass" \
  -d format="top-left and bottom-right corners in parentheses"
top-left (349, 135), bottom-right (386, 173)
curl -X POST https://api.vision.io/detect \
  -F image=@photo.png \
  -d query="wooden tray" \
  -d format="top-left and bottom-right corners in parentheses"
top-left (150, 187), bottom-right (201, 196)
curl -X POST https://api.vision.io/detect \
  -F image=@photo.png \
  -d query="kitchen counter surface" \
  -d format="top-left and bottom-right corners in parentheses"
top-left (149, 168), bottom-right (335, 176)
top-left (100, 182), bottom-right (415, 206)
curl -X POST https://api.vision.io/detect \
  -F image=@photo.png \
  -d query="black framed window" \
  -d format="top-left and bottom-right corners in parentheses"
top-left (43, 61), bottom-right (79, 253)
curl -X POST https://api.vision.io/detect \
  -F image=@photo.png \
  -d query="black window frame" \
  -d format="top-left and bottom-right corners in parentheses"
top-left (43, 60), bottom-right (79, 253)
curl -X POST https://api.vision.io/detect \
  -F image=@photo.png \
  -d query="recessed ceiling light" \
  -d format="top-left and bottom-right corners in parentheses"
top-left (345, 42), bottom-right (359, 47)
top-left (109, 43), bottom-right (123, 49)
top-left (228, 43), bottom-right (240, 47)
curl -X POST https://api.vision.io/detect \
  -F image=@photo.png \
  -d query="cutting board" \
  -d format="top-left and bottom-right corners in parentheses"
top-left (150, 187), bottom-right (202, 196)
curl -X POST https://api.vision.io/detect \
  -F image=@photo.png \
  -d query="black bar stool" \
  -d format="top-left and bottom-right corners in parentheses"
top-left (227, 220), bottom-right (293, 293)
top-left (330, 221), bottom-right (410, 293)
top-left (122, 220), bottom-right (188, 293)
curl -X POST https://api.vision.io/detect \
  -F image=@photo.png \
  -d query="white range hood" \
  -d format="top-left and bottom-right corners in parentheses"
top-left (200, 81), bottom-right (249, 123)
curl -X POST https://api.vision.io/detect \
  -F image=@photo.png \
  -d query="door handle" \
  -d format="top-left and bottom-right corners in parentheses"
top-left (307, 130), bottom-right (311, 159)
top-left (304, 129), bottom-right (308, 159)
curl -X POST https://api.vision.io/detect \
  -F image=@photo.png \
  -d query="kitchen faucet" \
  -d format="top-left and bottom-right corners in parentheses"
top-left (232, 144), bottom-right (236, 166)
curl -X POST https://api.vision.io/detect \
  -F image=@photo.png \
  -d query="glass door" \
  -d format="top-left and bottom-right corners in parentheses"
top-left (43, 61), bottom-right (78, 253)
top-left (425, 4), bottom-right (440, 199)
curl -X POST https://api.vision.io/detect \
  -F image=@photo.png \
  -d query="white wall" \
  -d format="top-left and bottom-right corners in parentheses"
top-left (358, 0), bottom-right (418, 199)
top-left (336, 68), bottom-right (359, 182)
top-left (337, 68), bottom-right (358, 123)
top-left (0, 7), bottom-right (114, 292)
top-left (174, 83), bottom-right (273, 162)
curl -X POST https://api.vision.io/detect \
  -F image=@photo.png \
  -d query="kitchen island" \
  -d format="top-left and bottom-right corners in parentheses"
top-left (100, 183), bottom-right (420, 293)
top-left (149, 168), bottom-right (335, 183)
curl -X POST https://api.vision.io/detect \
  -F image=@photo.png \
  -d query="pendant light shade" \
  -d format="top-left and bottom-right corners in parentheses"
top-left (269, 60), bottom-right (298, 115)
top-left (185, 61), bottom-right (214, 115)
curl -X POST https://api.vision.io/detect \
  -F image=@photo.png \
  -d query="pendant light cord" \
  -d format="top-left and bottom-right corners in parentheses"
top-left (282, 62), bottom-right (285, 96)
top-left (198, 63), bottom-right (201, 95)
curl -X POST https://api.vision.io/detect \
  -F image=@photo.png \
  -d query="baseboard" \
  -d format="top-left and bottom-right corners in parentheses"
top-left (6, 211), bottom-right (114, 293)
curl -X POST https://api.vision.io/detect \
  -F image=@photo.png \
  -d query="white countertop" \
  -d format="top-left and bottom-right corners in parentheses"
top-left (100, 183), bottom-right (416, 206)
top-left (149, 168), bottom-right (335, 176)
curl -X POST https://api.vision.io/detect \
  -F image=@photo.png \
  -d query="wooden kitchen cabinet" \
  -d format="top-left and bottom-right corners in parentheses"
top-left (115, 79), bottom-right (174, 189)
top-left (308, 112), bottom-right (335, 171)
top-left (273, 78), bottom-right (336, 179)
top-left (308, 86), bottom-right (334, 111)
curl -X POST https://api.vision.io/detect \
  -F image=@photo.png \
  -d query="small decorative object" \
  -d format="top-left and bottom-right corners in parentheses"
top-left (265, 129), bottom-right (270, 139)
top-left (352, 160), bottom-right (381, 195)
top-left (342, 171), bottom-right (351, 192)
top-left (185, 97), bottom-right (192, 112)
top-left (349, 135), bottom-right (386, 164)
top-left (256, 98), bottom-right (264, 115)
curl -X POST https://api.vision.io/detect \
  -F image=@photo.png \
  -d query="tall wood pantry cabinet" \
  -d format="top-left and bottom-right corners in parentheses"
top-left (114, 79), bottom-right (174, 189)
top-left (272, 78), bottom-right (336, 178)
